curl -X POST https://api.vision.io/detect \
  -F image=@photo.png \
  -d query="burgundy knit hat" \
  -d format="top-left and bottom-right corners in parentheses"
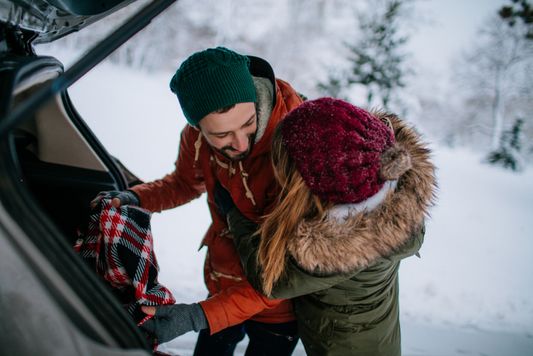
top-left (281, 97), bottom-right (400, 204)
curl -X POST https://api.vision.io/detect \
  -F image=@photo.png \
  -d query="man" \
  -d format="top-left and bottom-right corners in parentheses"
top-left (102, 47), bottom-right (303, 355)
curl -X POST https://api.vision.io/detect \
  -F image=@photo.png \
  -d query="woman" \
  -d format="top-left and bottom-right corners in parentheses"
top-left (216, 97), bottom-right (437, 355)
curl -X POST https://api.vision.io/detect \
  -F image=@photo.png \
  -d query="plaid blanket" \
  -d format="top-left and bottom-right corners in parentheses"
top-left (74, 198), bottom-right (175, 325)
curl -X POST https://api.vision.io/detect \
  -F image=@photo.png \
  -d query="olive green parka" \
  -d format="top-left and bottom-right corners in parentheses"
top-left (225, 113), bottom-right (437, 356)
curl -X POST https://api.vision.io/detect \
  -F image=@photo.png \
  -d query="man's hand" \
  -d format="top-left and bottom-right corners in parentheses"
top-left (214, 181), bottom-right (236, 217)
top-left (140, 303), bottom-right (208, 344)
top-left (90, 190), bottom-right (140, 209)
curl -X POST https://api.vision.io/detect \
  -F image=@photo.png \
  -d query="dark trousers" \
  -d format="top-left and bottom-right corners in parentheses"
top-left (193, 319), bottom-right (299, 356)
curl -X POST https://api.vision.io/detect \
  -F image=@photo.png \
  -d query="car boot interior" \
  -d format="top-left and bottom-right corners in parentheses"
top-left (1, 2), bottom-right (177, 353)
top-left (9, 63), bottom-right (124, 244)
top-left (0, 56), bottom-right (148, 350)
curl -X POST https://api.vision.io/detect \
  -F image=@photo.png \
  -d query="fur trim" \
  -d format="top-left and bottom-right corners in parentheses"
top-left (380, 144), bottom-right (412, 180)
top-left (287, 113), bottom-right (437, 275)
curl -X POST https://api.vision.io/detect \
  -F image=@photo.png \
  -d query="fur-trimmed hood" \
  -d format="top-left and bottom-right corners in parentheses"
top-left (287, 112), bottom-right (437, 275)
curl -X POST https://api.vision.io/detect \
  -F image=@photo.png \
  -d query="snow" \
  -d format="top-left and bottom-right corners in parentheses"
top-left (61, 56), bottom-right (533, 355)
top-left (401, 146), bottom-right (533, 330)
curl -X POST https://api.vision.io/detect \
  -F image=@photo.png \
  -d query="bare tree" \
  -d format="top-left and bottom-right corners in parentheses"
top-left (456, 15), bottom-right (533, 151)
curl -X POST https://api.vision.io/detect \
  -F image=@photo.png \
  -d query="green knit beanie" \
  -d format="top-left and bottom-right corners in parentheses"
top-left (170, 47), bottom-right (257, 126)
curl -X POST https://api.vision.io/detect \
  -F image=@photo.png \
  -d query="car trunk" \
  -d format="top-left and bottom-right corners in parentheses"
top-left (0, 0), bottom-right (176, 353)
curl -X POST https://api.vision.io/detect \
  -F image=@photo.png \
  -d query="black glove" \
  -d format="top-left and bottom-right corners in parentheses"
top-left (90, 190), bottom-right (140, 208)
top-left (140, 303), bottom-right (208, 344)
top-left (214, 181), bottom-right (236, 217)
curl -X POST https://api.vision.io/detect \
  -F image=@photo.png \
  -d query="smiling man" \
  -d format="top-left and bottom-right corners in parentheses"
top-left (100, 47), bottom-right (304, 354)
top-left (200, 102), bottom-right (257, 161)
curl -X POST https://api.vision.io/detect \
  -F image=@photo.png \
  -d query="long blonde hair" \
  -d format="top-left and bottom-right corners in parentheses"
top-left (258, 125), bottom-right (328, 295)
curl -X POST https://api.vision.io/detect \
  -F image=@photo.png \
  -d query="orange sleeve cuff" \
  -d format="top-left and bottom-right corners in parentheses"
top-left (199, 298), bottom-right (229, 335)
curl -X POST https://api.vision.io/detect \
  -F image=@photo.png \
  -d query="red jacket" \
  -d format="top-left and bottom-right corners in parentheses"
top-left (131, 67), bottom-right (303, 333)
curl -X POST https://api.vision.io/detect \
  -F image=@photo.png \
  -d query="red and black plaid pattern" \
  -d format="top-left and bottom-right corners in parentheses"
top-left (75, 198), bottom-right (175, 325)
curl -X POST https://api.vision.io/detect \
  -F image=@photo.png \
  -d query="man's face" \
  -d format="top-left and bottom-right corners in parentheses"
top-left (198, 102), bottom-right (257, 161)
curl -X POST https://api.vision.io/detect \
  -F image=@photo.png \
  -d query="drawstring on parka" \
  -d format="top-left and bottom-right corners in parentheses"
top-left (238, 161), bottom-right (256, 206)
top-left (194, 131), bottom-right (257, 207)
top-left (194, 131), bottom-right (203, 162)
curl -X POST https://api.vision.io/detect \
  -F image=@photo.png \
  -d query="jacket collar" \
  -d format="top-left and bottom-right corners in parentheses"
top-left (253, 76), bottom-right (274, 143)
top-left (326, 180), bottom-right (397, 222)
top-left (248, 55), bottom-right (277, 108)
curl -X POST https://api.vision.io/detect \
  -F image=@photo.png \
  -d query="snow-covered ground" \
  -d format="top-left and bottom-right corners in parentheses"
top-left (58, 57), bottom-right (533, 355)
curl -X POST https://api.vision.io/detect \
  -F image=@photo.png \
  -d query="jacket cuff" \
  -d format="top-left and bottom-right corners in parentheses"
top-left (199, 298), bottom-right (229, 335)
